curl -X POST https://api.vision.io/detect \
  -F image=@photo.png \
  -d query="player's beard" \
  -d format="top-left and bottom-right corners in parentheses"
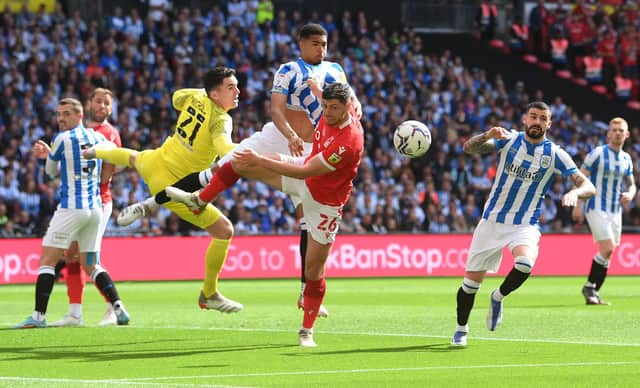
top-left (326, 111), bottom-right (347, 126)
top-left (525, 124), bottom-right (545, 139)
top-left (89, 108), bottom-right (107, 123)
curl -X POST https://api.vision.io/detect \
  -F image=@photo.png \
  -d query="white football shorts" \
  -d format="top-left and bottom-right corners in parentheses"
top-left (279, 155), bottom-right (342, 245)
top-left (586, 210), bottom-right (622, 244)
top-left (218, 121), bottom-right (312, 165)
top-left (218, 121), bottom-right (312, 207)
top-left (466, 219), bottom-right (541, 272)
top-left (43, 207), bottom-right (104, 252)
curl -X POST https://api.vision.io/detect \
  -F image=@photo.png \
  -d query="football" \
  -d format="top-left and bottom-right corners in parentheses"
top-left (393, 120), bottom-right (431, 158)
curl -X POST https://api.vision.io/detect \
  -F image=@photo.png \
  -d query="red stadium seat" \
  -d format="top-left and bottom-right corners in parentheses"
top-left (571, 77), bottom-right (588, 86)
top-left (536, 62), bottom-right (553, 71)
top-left (556, 70), bottom-right (572, 79)
top-left (591, 85), bottom-right (608, 95)
top-left (523, 54), bottom-right (537, 64)
top-left (627, 100), bottom-right (640, 110)
top-left (489, 39), bottom-right (504, 49)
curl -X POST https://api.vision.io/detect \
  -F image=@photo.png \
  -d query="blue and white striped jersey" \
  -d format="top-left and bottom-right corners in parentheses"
top-left (482, 131), bottom-right (578, 225)
top-left (271, 58), bottom-right (348, 126)
top-left (583, 145), bottom-right (633, 214)
top-left (48, 125), bottom-right (106, 210)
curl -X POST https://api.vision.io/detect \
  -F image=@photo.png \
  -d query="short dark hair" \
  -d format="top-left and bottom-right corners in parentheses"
top-left (298, 23), bottom-right (327, 40)
top-left (526, 101), bottom-right (551, 114)
top-left (322, 83), bottom-right (351, 104)
top-left (204, 67), bottom-right (236, 94)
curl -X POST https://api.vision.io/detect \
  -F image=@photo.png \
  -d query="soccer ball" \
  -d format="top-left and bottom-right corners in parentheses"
top-left (393, 120), bottom-right (431, 158)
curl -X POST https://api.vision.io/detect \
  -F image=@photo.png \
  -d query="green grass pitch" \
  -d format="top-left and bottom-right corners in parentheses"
top-left (0, 276), bottom-right (639, 387)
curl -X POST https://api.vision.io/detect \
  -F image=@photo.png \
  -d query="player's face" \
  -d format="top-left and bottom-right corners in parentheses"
top-left (87, 92), bottom-right (112, 123)
top-left (607, 122), bottom-right (629, 147)
top-left (321, 98), bottom-right (348, 126)
top-left (56, 105), bottom-right (83, 131)
top-left (300, 35), bottom-right (327, 65)
top-left (523, 108), bottom-right (551, 140)
top-left (212, 75), bottom-right (240, 111)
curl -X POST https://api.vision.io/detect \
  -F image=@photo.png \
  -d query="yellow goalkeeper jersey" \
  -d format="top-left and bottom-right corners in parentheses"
top-left (159, 88), bottom-right (235, 176)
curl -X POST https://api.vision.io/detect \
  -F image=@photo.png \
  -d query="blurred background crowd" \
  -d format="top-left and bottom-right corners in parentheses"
top-left (1, 0), bottom-right (640, 239)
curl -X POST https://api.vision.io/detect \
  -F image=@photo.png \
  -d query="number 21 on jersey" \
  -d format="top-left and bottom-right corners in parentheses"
top-left (177, 106), bottom-right (205, 147)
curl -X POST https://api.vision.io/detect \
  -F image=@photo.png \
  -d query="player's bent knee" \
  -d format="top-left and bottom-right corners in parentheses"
top-left (514, 256), bottom-right (534, 273)
top-left (211, 216), bottom-right (234, 240)
top-left (304, 268), bottom-right (323, 282)
top-left (599, 244), bottom-right (615, 260)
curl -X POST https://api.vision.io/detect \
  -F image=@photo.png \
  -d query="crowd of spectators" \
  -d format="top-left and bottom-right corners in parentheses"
top-left (1, 1), bottom-right (640, 239)
top-left (522, 0), bottom-right (639, 97)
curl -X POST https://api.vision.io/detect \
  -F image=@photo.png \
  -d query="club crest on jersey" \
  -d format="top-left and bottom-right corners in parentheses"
top-left (540, 155), bottom-right (551, 168)
top-left (328, 153), bottom-right (342, 164)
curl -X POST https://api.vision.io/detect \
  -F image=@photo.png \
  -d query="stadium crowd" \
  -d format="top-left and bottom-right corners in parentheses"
top-left (518, 0), bottom-right (640, 98)
top-left (1, 1), bottom-right (640, 238)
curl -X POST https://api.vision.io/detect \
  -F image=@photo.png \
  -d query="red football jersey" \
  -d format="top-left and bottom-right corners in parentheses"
top-left (305, 111), bottom-right (364, 207)
top-left (93, 122), bottom-right (121, 204)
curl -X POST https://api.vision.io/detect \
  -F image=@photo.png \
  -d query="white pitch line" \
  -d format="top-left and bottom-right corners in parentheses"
top-left (0, 376), bottom-right (253, 388)
top-left (126, 325), bottom-right (640, 348)
top-left (114, 361), bottom-right (640, 382)
top-left (2, 321), bottom-right (639, 347)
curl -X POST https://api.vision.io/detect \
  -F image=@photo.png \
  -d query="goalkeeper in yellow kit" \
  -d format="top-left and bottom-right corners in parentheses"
top-left (84, 66), bottom-right (243, 312)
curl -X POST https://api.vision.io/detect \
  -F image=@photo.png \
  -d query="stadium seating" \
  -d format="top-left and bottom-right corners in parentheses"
top-left (0, 3), bottom-right (639, 238)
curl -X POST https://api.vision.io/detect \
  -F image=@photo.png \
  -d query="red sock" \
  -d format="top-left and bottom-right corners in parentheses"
top-left (302, 278), bottom-right (326, 329)
top-left (66, 262), bottom-right (86, 304)
top-left (199, 162), bottom-right (240, 202)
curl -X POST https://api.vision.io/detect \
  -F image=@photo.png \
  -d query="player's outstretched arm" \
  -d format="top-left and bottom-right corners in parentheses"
top-left (463, 127), bottom-right (509, 155)
top-left (32, 140), bottom-right (51, 159)
top-left (234, 149), bottom-right (330, 179)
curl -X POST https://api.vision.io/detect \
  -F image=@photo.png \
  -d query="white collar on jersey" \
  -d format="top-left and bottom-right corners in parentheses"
top-left (338, 114), bottom-right (352, 129)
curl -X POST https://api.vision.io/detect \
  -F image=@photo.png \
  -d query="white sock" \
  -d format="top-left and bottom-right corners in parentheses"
top-left (69, 304), bottom-right (82, 317)
top-left (32, 311), bottom-right (45, 321)
top-left (585, 282), bottom-right (596, 288)
top-left (142, 197), bottom-right (158, 211)
top-left (198, 169), bottom-right (213, 186)
top-left (113, 300), bottom-right (124, 311)
top-left (492, 289), bottom-right (505, 302)
top-left (457, 324), bottom-right (469, 333)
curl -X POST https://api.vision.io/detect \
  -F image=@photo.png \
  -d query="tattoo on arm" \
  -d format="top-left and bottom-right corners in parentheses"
top-left (570, 171), bottom-right (596, 199)
top-left (570, 172), bottom-right (585, 187)
top-left (463, 133), bottom-right (495, 154)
